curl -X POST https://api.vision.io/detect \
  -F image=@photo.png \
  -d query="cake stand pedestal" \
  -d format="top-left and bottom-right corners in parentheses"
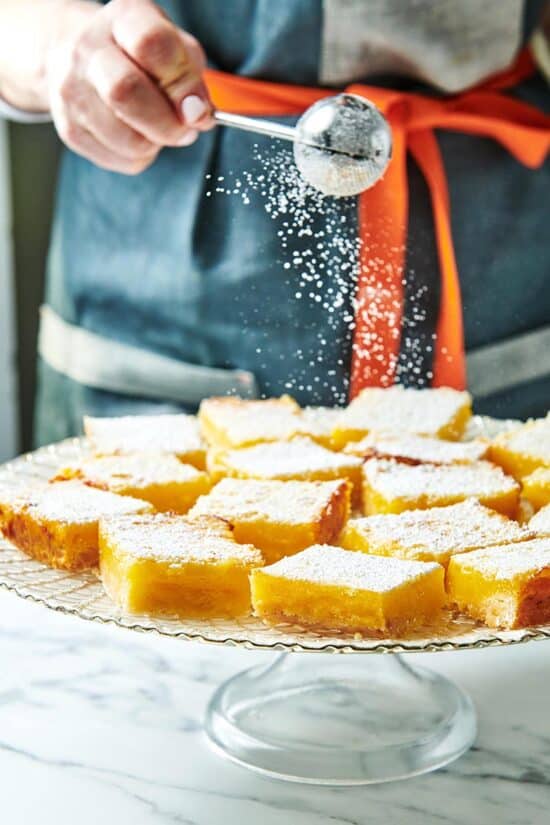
top-left (205, 650), bottom-right (476, 784)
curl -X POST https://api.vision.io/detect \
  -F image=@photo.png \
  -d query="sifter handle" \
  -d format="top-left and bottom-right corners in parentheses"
top-left (213, 110), bottom-right (296, 143)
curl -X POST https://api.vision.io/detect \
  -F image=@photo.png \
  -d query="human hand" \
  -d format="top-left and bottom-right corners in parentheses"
top-left (47, 0), bottom-right (213, 174)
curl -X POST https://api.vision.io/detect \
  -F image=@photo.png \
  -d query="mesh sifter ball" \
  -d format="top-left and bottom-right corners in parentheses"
top-left (213, 93), bottom-right (392, 197)
top-left (293, 94), bottom-right (392, 197)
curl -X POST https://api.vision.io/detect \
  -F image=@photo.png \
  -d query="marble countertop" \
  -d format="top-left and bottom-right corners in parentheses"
top-left (0, 588), bottom-right (549, 825)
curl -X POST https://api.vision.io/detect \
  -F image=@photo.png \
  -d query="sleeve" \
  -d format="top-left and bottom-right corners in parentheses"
top-left (0, 98), bottom-right (51, 123)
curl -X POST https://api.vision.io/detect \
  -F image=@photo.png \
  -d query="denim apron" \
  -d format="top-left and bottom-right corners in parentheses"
top-left (35, 0), bottom-right (550, 445)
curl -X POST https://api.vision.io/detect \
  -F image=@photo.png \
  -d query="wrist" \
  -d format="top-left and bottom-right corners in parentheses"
top-left (0, 0), bottom-right (100, 114)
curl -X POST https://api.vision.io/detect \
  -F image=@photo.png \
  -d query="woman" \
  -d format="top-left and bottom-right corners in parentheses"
top-left (0, 0), bottom-right (548, 444)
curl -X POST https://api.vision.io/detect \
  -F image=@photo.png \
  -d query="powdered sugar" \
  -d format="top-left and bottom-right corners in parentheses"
top-left (1, 481), bottom-right (151, 524)
top-left (205, 145), bottom-right (437, 399)
top-left (346, 500), bottom-right (528, 562)
top-left (190, 477), bottom-right (346, 525)
top-left (100, 513), bottom-right (262, 565)
top-left (363, 459), bottom-right (518, 500)
top-left (339, 386), bottom-right (471, 436)
top-left (344, 431), bottom-right (488, 464)
top-left (84, 414), bottom-right (203, 457)
top-left (261, 544), bottom-right (441, 591)
top-left (199, 396), bottom-right (302, 447)
top-left (57, 454), bottom-right (203, 490)
top-left (493, 414), bottom-right (550, 462)
top-left (530, 504), bottom-right (550, 535)
top-left (216, 437), bottom-right (361, 478)
top-left (451, 536), bottom-right (550, 580)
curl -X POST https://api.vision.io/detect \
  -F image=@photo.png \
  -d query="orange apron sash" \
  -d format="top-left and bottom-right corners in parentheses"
top-left (204, 51), bottom-right (550, 397)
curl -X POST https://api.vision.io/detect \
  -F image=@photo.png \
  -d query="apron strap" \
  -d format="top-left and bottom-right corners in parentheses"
top-left (38, 306), bottom-right (259, 406)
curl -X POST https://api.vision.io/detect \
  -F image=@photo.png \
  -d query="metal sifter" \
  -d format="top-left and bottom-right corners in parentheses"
top-left (213, 93), bottom-right (392, 197)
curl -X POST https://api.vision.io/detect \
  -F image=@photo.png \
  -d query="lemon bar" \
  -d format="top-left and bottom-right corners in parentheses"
top-left (297, 406), bottom-right (343, 448)
top-left (0, 481), bottom-right (152, 570)
top-left (250, 545), bottom-right (445, 633)
top-left (530, 504), bottom-right (550, 536)
top-left (344, 431), bottom-right (488, 464)
top-left (199, 395), bottom-right (301, 448)
top-left (84, 414), bottom-right (206, 469)
top-left (190, 478), bottom-right (350, 562)
top-left (99, 513), bottom-right (262, 617)
top-left (362, 459), bottom-right (519, 518)
top-left (521, 467), bottom-right (550, 512)
top-left (208, 437), bottom-right (363, 503)
top-left (341, 499), bottom-right (529, 567)
top-left (332, 386), bottom-right (472, 448)
top-left (447, 537), bottom-right (550, 629)
top-left (53, 453), bottom-right (212, 514)
top-left (488, 415), bottom-right (550, 479)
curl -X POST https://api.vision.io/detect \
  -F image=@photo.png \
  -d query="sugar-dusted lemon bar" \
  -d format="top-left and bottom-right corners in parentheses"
top-left (208, 437), bottom-right (363, 503)
top-left (99, 513), bottom-right (262, 617)
top-left (332, 386), bottom-right (472, 448)
top-left (344, 431), bottom-right (488, 465)
top-left (341, 499), bottom-right (529, 567)
top-left (447, 536), bottom-right (550, 629)
top-left (297, 406), bottom-right (343, 449)
top-left (190, 478), bottom-right (350, 563)
top-left (250, 545), bottom-right (445, 633)
top-left (530, 503), bottom-right (550, 536)
top-left (53, 453), bottom-right (212, 514)
top-left (84, 414), bottom-right (206, 469)
top-left (362, 459), bottom-right (519, 518)
top-left (521, 467), bottom-right (550, 512)
top-left (199, 395), bottom-right (302, 449)
top-left (0, 481), bottom-right (152, 570)
top-left (488, 415), bottom-right (550, 480)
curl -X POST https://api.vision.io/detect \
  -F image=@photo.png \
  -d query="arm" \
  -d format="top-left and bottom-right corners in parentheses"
top-left (0, 1), bottom-right (96, 112)
top-left (0, 0), bottom-right (214, 173)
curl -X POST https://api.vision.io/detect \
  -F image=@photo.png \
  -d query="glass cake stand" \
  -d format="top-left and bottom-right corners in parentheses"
top-left (1, 424), bottom-right (547, 785)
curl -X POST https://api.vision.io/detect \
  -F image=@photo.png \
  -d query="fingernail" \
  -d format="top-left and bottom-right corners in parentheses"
top-left (177, 130), bottom-right (198, 147)
top-left (181, 95), bottom-right (207, 124)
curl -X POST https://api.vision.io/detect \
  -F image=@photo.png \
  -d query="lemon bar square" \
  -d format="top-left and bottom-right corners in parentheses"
top-left (84, 414), bottom-right (206, 469)
top-left (250, 545), bottom-right (445, 633)
top-left (208, 437), bottom-right (363, 504)
top-left (521, 467), bottom-right (550, 512)
top-left (99, 513), bottom-right (263, 617)
top-left (488, 415), bottom-right (550, 479)
top-left (190, 478), bottom-right (350, 562)
top-left (0, 481), bottom-right (152, 570)
top-left (344, 432), bottom-right (488, 464)
top-left (53, 453), bottom-right (212, 513)
top-left (332, 386), bottom-right (472, 448)
top-left (199, 395), bottom-right (301, 448)
top-left (362, 458), bottom-right (519, 518)
top-left (447, 537), bottom-right (550, 629)
top-left (296, 406), bottom-right (343, 448)
top-left (530, 503), bottom-right (550, 536)
top-left (341, 499), bottom-right (529, 567)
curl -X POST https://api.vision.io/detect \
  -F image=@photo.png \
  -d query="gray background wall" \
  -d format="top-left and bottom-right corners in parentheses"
top-left (9, 123), bottom-right (60, 451)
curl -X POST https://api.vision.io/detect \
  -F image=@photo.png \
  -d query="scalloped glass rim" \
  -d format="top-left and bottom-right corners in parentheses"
top-left (1, 419), bottom-right (548, 655)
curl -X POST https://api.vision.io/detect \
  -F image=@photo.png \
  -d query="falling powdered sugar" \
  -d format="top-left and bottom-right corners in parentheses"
top-left (205, 144), bottom-right (431, 401)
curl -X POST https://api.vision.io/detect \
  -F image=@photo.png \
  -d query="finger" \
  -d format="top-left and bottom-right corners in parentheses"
top-left (110, 5), bottom-right (212, 114)
top-left (181, 84), bottom-right (215, 131)
top-left (54, 111), bottom-right (157, 174)
top-left (72, 85), bottom-right (158, 159)
top-left (87, 42), bottom-right (192, 146)
top-left (111, 3), bottom-right (198, 85)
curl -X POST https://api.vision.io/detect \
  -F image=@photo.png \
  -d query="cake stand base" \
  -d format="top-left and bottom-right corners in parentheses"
top-left (205, 652), bottom-right (477, 785)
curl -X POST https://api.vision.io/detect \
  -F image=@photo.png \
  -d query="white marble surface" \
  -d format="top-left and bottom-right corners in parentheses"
top-left (0, 588), bottom-right (549, 825)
